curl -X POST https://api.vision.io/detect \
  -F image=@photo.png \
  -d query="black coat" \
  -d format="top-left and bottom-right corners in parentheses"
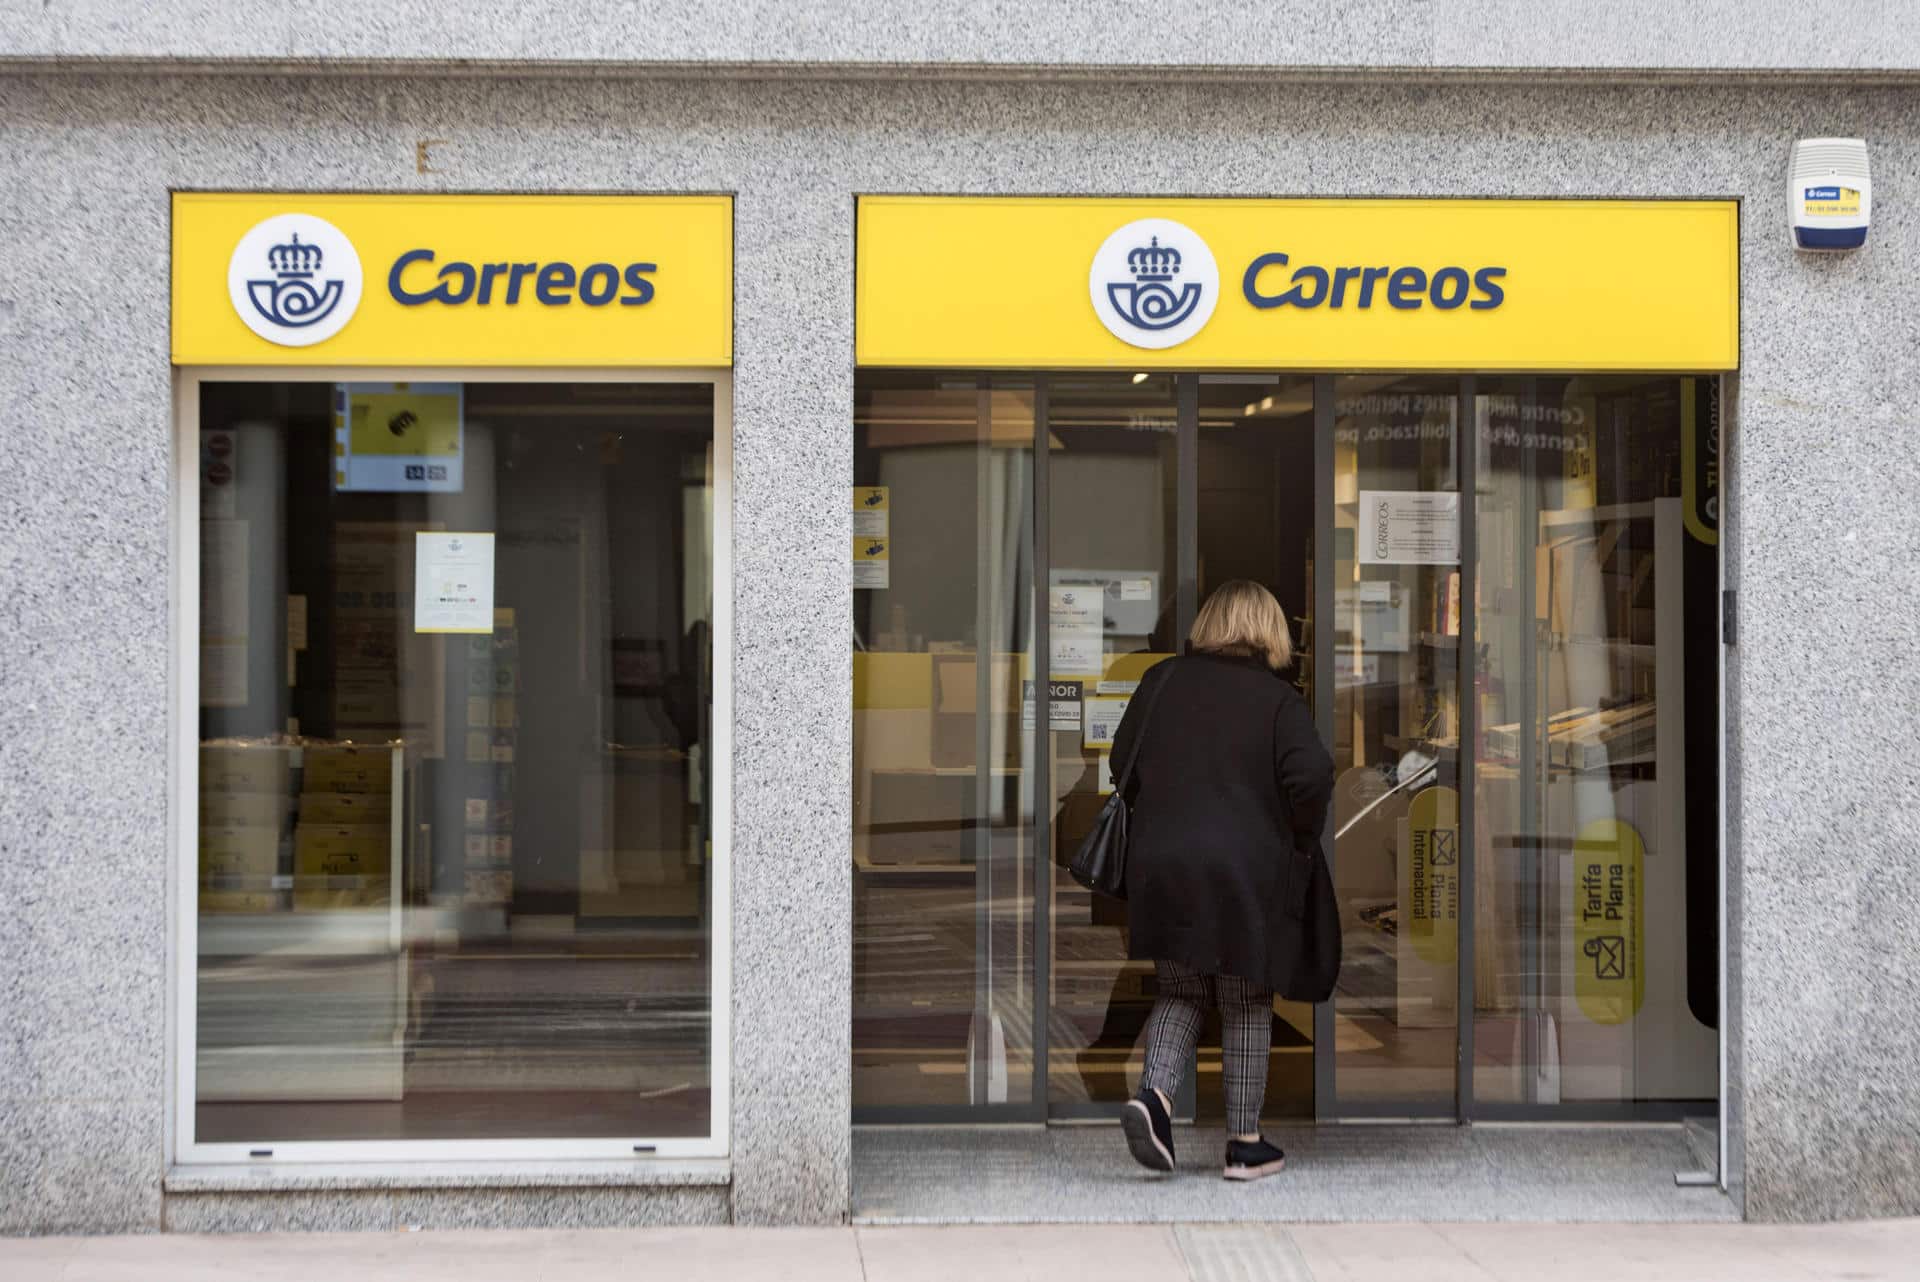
top-left (1111, 651), bottom-right (1336, 993)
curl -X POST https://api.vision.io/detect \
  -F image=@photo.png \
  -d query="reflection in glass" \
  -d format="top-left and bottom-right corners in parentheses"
top-left (1043, 373), bottom-right (1180, 1114)
top-left (1194, 374), bottom-right (1319, 1120)
top-left (1471, 377), bottom-right (1718, 1109)
top-left (1329, 375), bottom-right (1462, 1111)
top-left (195, 380), bottom-right (715, 1143)
top-left (850, 373), bottom-right (1036, 1110)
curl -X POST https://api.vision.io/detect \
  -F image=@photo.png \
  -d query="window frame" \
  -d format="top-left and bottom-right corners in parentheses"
top-left (168, 365), bottom-right (733, 1166)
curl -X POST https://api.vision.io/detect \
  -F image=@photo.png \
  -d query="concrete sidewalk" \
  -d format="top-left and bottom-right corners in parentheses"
top-left (6, 1220), bottom-right (1920, 1281)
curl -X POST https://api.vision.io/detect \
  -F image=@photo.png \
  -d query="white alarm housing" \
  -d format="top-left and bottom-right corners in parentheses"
top-left (1790, 137), bottom-right (1871, 251)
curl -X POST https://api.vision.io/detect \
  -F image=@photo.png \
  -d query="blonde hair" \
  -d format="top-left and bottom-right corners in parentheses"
top-left (1188, 579), bottom-right (1294, 671)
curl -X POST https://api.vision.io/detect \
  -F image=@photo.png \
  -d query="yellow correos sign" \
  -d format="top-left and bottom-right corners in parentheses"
top-left (173, 193), bottom-right (732, 367)
top-left (856, 196), bottom-right (1738, 371)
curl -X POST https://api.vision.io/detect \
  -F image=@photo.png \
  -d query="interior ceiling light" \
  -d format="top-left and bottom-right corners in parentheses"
top-left (1131, 372), bottom-right (1149, 384)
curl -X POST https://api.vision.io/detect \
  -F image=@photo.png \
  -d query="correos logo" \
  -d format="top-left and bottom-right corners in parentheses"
top-left (227, 214), bottom-right (364, 347)
top-left (1089, 218), bottom-right (1220, 350)
top-left (388, 250), bottom-right (657, 308)
top-left (226, 213), bottom-right (662, 348)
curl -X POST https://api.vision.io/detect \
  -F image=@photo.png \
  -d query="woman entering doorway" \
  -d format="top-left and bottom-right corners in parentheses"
top-left (1110, 580), bottom-right (1336, 1180)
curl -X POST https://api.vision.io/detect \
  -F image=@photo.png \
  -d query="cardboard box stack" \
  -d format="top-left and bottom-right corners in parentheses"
top-left (199, 742), bottom-right (295, 913)
top-left (293, 744), bottom-right (393, 912)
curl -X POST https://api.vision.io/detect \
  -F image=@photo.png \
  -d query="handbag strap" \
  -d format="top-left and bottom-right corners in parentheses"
top-left (1112, 660), bottom-right (1175, 793)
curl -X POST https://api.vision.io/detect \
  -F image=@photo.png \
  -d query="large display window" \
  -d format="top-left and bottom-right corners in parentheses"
top-left (174, 370), bottom-right (732, 1161)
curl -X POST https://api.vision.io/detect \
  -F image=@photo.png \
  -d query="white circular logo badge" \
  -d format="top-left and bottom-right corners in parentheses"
top-left (1088, 218), bottom-right (1220, 350)
top-left (226, 213), bottom-right (363, 347)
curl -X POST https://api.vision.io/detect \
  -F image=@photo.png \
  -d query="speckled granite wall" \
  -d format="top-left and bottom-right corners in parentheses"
top-left (1, 1), bottom-right (1917, 72)
top-left (0, 70), bottom-right (1916, 1232)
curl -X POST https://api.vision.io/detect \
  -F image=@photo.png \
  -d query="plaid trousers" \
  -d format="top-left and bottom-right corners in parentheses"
top-left (1138, 959), bottom-right (1274, 1136)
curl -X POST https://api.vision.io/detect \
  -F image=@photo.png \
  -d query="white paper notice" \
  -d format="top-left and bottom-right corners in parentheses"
top-left (1049, 585), bottom-right (1104, 676)
top-left (1357, 491), bottom-right (1461, 565)
top-left (1119, 577), bottom-right (1153, 602)
top-left (414, 532), bottom-right (496, 634)
top-left (1083, 695), bottom-right (1129, 749)
top-left (1021, 679), bottom-right (1084, 733)
top-left (1333, 651), bottom-right (1382, 688)
top-left (1337, 581), bottom-right (1411, 652)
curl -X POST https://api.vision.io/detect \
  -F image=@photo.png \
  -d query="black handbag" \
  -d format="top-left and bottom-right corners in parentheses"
top-left (1067, 665), bottom-right (1172, 899)
top-left (1280, 841), bottom-right (1342, 1004)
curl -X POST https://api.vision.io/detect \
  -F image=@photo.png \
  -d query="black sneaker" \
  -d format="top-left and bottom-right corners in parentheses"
top-left (1223, 1136), bottom-right (1286, 1181)
top-left (1121, 1090), bottom-right (1176, 1173)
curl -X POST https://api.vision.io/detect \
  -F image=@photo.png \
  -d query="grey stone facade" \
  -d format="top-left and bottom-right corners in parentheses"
top-left (2, 0), bottom-right (1918, 73)
top-left (1, 51), bottom-right (1917, 1231)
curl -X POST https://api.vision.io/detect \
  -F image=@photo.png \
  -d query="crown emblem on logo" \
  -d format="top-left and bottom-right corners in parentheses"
top-left (1127, 236), bottom-right (1182, 283)
top-left (1105, 233), bottom-right (1202, 333)
top-left (246, 227), bottom-right (345, 330)
top-left (1090, 218), bottom-right (1218, 349)
top-left (267, 233), bottom-right (325, 278)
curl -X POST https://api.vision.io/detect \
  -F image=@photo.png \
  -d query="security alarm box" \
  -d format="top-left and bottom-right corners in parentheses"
top-left (1790, 138), bottom-right (1871, 251)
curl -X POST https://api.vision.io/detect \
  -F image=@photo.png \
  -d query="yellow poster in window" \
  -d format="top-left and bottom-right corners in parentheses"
top-left (348, 388), bottom-right (461, 457)
top-left (1573, 818), bottom-right (1645, 1025)
top-left (853, 486), bottom-right (890, 538)
top-left (853, 535), bottom-right (890, 590)
top-left (1408, 785), bottom-right (1459, 965)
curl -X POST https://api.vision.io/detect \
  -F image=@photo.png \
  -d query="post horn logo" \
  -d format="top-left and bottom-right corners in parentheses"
top-left (226, 213), bottom-right (364, 347)
top-left (1109, 237), bottom-right (1198, 330)
top-left (248, 233), bottom-right (340, 328)
top-left (1089, 218), bottom-right (1220, 351)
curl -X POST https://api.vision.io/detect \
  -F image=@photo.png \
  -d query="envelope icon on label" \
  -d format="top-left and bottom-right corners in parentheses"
top-left (1430, 828), bottom-right (1457, 866)
top-left (1584, 935), bottom-right (1626, 980)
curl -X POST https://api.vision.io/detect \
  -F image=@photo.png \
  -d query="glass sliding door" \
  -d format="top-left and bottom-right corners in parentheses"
top-left (1327, 376), bottom-right (1465, 1115)
top-left (1042, 373), bottom-right (1182, 1116)
top-left (1469, 377), bottom-right (1719, 1117)
top-left (1195, 374), bottom-right (1319, 1122)
top-left (850, 367), bottom-right (1721, 1132)
top-left (851, 373), bottom-right (1038, 1115)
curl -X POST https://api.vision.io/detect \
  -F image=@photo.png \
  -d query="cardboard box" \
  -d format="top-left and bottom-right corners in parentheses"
top-left (199, 791), bottom-right (288, 828)
top-left (298, 790), bottom-right (392, 825)
top-left (200, 744), bottom-right (293, 796)
top-left (301, 745), bottom-right (393, 795)
top-left (293, 823), bottom-right (390, 909)
top-left (202, 890), bottom-right (280, 913)
top-left (295, 823), bottom-right (390, 876)
top-left (200, 823), bottom-right (283, 879)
